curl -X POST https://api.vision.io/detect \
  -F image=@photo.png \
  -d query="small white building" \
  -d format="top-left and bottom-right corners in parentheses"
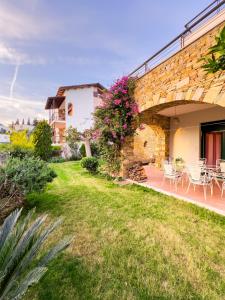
top-left (0, 134), bottom-right (10, 144)
top-left (45, 83), bottom-right (104, 144)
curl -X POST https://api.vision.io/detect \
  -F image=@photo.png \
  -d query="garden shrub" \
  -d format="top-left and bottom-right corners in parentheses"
top-left (51, 145), bottom-right (62, 157)
top-left (80, 142), bottom-right (100, 158)
top-left (0, 157), bottom-right (57, 195)
top-left (9, 146), bottom-right (34, 159)
top-left (0, 157), bottom-right (57, 221)
top-left (79, 143), bottom-right (86, 157)
top-left (65, 127), bottom-right (81, 159)
top-left (10, 130), bottom-right (34, 150)
top-left (49, 157), bottom-right (66, 163)
top-left (0, 143), bottom-right (12, 153)
top-left (33, 121), bottom-right (52, 161)
top-left (81, 157), bottom-right (99, 173)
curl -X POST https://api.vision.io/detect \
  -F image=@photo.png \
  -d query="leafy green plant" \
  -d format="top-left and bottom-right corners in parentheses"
top-left (51, 145), bottom-right (62, 158)
top-left (0, 144), bottom-right (12, 153)
top-left (201, 25), bottom-right (225, 73)
top-left (81, 157), bottom-right (99, 173)
top-left (65, 127), bottom-right (81, 159)
top-left (79, 142), bottom-right (100, 158)
top-left (33, 121), bottom-right (52, 161)
top-left (0, 208), bottom-right (72, 299)
top-left (0, 157), bottom-right (56, 196)
top-left (10, 130), bottom-right (34, 150)
top-left (9, 146), bottom-right (34, 159)
top-left (48, 157), bottom-right (66, 163)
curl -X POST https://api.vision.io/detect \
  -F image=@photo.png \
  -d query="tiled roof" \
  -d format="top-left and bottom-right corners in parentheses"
top-left (56, 83), bottom-right (105, 96)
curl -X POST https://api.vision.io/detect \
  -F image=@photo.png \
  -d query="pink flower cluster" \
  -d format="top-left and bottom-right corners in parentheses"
top-left (110, 76), bottom-right (129, 95)
top-left (94, 76), bottom-right (139, 145)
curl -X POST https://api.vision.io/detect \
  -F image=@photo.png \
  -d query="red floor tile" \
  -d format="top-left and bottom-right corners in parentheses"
top-left (141, 166), bottom-right (225, 214)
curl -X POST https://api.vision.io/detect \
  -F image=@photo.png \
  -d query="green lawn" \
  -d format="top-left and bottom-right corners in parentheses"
top-left (25, 161), bottom-right (225, 300)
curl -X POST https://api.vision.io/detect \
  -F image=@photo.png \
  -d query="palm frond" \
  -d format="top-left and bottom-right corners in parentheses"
top-left (39, 236), bottom-right (73, 267)
top-left (0, 209), bottom-right (72, 299)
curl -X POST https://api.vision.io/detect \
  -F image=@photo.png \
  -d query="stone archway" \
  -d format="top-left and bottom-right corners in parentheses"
top-left (133, 124), bottom-right (166, 167)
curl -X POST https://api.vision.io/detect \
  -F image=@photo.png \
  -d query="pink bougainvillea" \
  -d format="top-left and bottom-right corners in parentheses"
top-left (94, 76), bottom-right (140, 173)
top-left (94, 76), bottom-right (138, 145)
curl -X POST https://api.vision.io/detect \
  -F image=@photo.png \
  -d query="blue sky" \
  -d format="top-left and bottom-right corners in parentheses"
top-left (0, 0), bottom-right (211, 125)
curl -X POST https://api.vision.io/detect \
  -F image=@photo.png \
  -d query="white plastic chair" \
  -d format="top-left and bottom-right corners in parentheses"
top-left (186, 166), bottom-right (213, 200)
top-left (216, 159), bottom-right (225, 173)
top-left (162, 161), bottom-right (182, 191)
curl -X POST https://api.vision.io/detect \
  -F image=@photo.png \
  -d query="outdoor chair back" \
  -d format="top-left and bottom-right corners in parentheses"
top-left (187, 166), bottom-right (202, 182)
top-left (216, 159), bottom-right (225, 173)
top-left (186, 165), bottom-right (213, 200)
top-left (163, 163), bottom-right (175, 176)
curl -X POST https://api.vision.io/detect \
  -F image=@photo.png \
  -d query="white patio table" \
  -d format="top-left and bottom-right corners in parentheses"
top-left (204, 166), bottom-right (224, 191)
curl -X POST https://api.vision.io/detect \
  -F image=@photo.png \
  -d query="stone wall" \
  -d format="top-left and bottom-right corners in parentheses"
top-left (121, 22), bottom-right (225, 177)
top-left (135, 22), bottom-right (225, 112)
top-left (121, 114), bottom-right (170, 177)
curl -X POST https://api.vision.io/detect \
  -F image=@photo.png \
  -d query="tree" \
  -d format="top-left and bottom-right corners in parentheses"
top-left (33, 120), bottom-right (52, 160)
top-left (65, 127), bottom-right (93, 158)
top-left (65, 127), bottom-right (81, 158)
top-left (82, 129), bottom-right (92, 157)
top-left (27, 118), bottom-right (31, 125)
top-left (33, 118), bottom-right (38, 126)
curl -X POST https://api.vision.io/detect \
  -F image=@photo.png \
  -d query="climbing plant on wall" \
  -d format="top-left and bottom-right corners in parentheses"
top-left (201, 25), bottom-right (225, 73)
top-left (93, 76), bottom-right (139, 175)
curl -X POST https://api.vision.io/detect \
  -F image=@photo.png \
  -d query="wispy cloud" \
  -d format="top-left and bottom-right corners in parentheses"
top-left (0, 1), bottom-right (60, 41)
top-left (9, 64), bottom-right (20, 98)
top-left (0, 42), bottom-right (46, 65)
top-left (0, 95), bottom-right (47, 125)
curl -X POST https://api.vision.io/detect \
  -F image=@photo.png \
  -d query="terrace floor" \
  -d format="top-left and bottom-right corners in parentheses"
top-left (132, 166), bottom-right (225, 216)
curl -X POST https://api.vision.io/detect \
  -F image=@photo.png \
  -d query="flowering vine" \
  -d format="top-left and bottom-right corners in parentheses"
top-left (93, 76), bottom-right (139, 174)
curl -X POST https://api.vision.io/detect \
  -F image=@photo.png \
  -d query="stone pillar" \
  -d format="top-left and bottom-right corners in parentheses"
top-left (120, 136), bottom-right (134, 177)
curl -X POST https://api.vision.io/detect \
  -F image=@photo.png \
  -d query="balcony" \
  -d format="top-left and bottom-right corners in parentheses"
top-left (49, 109), bottom-right (66, 124)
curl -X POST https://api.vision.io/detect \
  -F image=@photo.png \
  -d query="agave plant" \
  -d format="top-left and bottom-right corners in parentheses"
top-left (0, 208), bottom-right (72, 299)
top-left (201, 25), bottom-right (225, 73)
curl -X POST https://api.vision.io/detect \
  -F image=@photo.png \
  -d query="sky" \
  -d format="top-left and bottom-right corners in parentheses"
top-left (0, 0), bottom-right (211, 126)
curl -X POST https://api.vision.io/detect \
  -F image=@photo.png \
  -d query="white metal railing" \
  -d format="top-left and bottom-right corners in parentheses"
top-left (129, 0), bottom-right (225, 78)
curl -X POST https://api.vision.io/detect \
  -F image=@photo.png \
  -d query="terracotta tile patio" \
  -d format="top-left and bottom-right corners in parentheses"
top-left (131, 166), bottom-right (225, 216)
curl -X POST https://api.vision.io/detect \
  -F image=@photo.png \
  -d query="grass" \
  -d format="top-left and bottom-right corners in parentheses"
top-left (25, 161), bottom-right (225, 300)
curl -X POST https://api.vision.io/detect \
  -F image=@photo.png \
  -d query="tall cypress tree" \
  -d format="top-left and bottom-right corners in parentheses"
top-left (33, 120), bottom-right (52, 160)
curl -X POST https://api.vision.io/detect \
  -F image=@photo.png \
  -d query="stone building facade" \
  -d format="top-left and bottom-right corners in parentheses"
top-left (121, 22), bottom-right (225, 177)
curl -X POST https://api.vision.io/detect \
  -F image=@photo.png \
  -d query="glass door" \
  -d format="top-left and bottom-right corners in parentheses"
top-left (205, 132), bottom-right (222, 166)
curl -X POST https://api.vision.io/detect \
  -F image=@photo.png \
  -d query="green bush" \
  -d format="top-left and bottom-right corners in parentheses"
top-left (51, 145), bottom-right (61, 151)
top-left (33, 121), bottom-right (52, 161)
top-left (49, 157), bottom-right (65, 163)
top-left (9, 146), bottom-right (34, 159)
top-left (79, 143), bottom-right (86, 157)
top-left (0, 157), bottom-right (57, 196)
top-left (51, 145), bottom-right (62, 157)
top-left (0, 143), bottom-right (12, 153)
top-left (0, 208), bottom-right (72, 299)
top-left (81, 157), bottom-right (99, 173)
top-left (10, 130), bottom-right (34, 150)
top-left (79, 142), bottom-right (100, 158)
